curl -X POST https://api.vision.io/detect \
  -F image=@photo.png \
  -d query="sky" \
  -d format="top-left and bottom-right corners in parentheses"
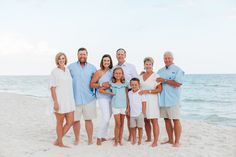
top-left (0, 0), bottom-right (236, 75)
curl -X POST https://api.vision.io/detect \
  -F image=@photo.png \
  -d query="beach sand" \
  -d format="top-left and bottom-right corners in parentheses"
top-left (0, 92), bottom-right (235, 157)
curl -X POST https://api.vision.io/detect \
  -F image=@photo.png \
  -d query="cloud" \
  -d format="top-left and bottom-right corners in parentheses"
top-left (0, 32), bottom-right (56, 55)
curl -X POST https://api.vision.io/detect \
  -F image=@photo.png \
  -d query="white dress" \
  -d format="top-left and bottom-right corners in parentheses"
top-left (49, 67), bottom-right (75, 114)
top-left (139, 73), bottom-right (160, 119)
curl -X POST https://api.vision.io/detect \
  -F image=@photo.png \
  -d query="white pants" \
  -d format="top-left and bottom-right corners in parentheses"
top-left (97, 98), bottom-right (112, 139)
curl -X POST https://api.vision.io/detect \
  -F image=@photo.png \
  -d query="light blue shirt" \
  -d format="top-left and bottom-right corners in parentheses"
top-left (110, 82), bottom-right (128, 109)
top-left (96, 70), bottom-right (112, 100)
top-left (68, 62), bottom-right (96, 106)
top-left (157, 64), bottom-right (184, 107)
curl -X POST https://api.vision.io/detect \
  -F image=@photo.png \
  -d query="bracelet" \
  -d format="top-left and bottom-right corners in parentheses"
top-left (149, 90), bottom-right (151, 94)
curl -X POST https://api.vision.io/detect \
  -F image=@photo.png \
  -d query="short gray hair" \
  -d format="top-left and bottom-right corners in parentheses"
top-left (143, 57), bottom-right (154, 65)
top-left (164, 51), bottom-right (174, 58)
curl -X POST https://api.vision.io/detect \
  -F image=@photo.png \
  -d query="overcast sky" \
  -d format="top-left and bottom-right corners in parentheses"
top-left (0, 0), bottom-right (236, 75)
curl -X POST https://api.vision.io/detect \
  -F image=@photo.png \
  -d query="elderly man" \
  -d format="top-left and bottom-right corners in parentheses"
top-left (157, 51), bottom-right (184, 147)
top-left (68, 47), bottom-right (97, 145)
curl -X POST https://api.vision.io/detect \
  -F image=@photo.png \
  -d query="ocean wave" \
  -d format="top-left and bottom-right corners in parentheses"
top-left (183, 98), bottom-right (232, 104)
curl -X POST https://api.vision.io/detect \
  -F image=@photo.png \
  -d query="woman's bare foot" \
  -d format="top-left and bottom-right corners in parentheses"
top-left (173, 143), bottom-right (180, 147)
top-left (151, 142), bottom-right (158, 147)
top-left (161, 140), bottom-right (173, 145)
top-left (56, 143), bottom-right (70, 148)
top-left (54, 140), bottom-right (58, 146)
top-left (88, 141), bottom-right (93, 145)
top-left (119, 141), bottom-right (123, 146)
top-left (127, 135), bottom-right (132, 141)
top-left (131, 140), bottom-right (136, 145)
top-left (97, 138), bottom-right (102, 145)
top-left (73, 139), bottom-right (79, 145)
top-left (138, 141), bottom-right (142, 145)
top-left (113, 141), bottom-right (118, 147)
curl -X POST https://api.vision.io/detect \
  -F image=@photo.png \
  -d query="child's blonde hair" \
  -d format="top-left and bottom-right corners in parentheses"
top-left (112, 67), bottom-right (125, 83)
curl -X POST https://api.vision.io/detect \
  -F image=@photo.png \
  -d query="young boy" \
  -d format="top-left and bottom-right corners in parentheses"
top-left (127, 78), bottom-right (146, 145)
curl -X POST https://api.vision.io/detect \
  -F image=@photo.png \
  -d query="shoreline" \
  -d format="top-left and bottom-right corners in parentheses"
top-left (0, 92), bottom-right (235, 157)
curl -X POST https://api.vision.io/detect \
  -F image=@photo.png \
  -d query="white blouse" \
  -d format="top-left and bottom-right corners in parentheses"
top-left (49, 67), bottom-right (75, 114)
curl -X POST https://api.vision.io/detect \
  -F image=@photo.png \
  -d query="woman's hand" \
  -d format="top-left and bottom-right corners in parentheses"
top-left (54, 102), bottom-right (59, 112)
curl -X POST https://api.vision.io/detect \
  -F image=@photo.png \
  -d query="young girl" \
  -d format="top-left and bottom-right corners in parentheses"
top-left (99, 67), bottom-right (128, 146)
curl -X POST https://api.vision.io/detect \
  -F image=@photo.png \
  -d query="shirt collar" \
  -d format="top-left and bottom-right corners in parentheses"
top-left (165, 63), bottom-right (174, 69)
top-left (118, 61), bottom-right (127, 66)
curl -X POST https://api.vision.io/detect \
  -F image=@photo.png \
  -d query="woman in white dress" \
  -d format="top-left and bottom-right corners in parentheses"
top-left (49, 52), bottom-right (75, 147)
top-left (139, 57), bottom-right (162, 147)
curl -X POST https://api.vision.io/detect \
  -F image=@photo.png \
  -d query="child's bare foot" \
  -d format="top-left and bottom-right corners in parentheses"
top-left (113, 141), bottom-right (118, 147)
top-left (173, 143), bottom-right (180, 147)
top-left (161, 140), bottom-right (173, 145)
top-left (131, 140), bottom-right (136, 145)
top-left (151, 142), bottom-right (158, 147)
top-left (88, 141), bottom-right (93, 145)
top-left (97, 138), bottom-right (102, 145)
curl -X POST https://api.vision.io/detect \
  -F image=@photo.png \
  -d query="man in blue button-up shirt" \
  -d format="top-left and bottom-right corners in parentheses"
top-left (157, 51), bottom-right (184, 147)
top-left (68, 48), bottom-right (97, 145)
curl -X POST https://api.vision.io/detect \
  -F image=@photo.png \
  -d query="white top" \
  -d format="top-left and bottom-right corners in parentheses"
top-left (115, 62), bottom-right (138, 86)
top-left (128, 90), bottom-right (146, 117)
top-left (49, 67), bottom-right (75, 114)
top-left (139, 73), bottom-right (160, 119)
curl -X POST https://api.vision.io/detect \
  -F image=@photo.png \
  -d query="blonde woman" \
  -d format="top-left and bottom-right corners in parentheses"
top-left (139, 57), bottom-right (162, 147)
top-left (49, 52), bottom-right (75, 147)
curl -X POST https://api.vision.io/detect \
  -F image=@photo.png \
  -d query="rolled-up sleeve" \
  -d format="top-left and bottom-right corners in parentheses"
top-left (49, 72), bottom-right (57, 88)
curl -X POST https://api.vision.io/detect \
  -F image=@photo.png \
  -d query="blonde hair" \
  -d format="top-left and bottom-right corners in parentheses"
top-left (143, 57), bottom-right (154, 65)
top-left (55, 52), bottom-right (67, 66)
top-left (112, 67), bottom-right (125, 83)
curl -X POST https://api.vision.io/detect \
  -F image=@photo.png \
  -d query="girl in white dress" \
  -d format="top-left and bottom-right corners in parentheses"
top-left (139, 57), bottom-right (162, 147)
top-left (49, 52), bottom-right (75, 147)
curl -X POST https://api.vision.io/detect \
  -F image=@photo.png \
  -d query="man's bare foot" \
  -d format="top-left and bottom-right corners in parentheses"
top-left (101, 138), bottom-right (107, 142)
top-left (151, 142), bottom-right (158, 147)
top-left (73, 139), bottom-right (79, 145)
top-left (145, 139), bottom-right (151, 142)
top-left (173, 143), bottom-right (180, 147)
top-left (97, 138), bottom-right (102, 145)
top-left (161, 140), bottom-right (173, 145)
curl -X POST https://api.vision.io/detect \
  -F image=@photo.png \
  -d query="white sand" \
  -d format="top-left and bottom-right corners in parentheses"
top-left (0, 92), bottom-right (235, 157)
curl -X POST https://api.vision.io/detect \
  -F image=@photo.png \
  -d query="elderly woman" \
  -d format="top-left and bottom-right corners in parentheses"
top-left (139, 57), bottom-right (162, 147)
top-left (49, 52), bottom-right (75, 147)
top-left (90, 54), bottom-right (113, 145)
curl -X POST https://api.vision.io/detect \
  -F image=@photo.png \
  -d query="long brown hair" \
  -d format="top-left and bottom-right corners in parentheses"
top-left (112, 67), bottom-right (125, 83)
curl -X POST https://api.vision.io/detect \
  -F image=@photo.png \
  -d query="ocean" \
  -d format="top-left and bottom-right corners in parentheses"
top-left (0, 74), bottom-right (235, 127)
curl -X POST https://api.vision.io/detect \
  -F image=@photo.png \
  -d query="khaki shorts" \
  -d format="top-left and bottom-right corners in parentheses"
top-left (74, 100), bottom-right (97, 121)
top-left (130, 113), bottom-right (144, 128)
top-left (160, 105), bottom-right (180, 119)
top-left (112, 107), bottom-right (126, 115)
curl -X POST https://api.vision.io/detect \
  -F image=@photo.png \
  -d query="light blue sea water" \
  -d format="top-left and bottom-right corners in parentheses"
top-left (0, 74), bottom-right (235, 127)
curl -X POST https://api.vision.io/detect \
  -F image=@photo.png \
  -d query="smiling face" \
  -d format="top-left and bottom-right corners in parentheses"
top-left (164, 53), bottom-right (174, 67)
top-left (113, 68), bottom-right (124, 82)
top-left (78, 50), bottom-right (87, 63)
top-left (144, 60), bottom-right (153, 72)
top-left (116, 49), bottom-right (126, 64)
top-left (102, 57), bottom-right (111, 69)
top-left (130, 80), bottom-right (140, 92)
top-left (58, 55), bottom-right (66, 67)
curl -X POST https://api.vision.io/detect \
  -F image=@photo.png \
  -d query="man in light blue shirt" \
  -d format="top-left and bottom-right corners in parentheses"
top-left (68, 47), bottom-right (97, 145)
top-left (157, 51), bottom-right (184, 147)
